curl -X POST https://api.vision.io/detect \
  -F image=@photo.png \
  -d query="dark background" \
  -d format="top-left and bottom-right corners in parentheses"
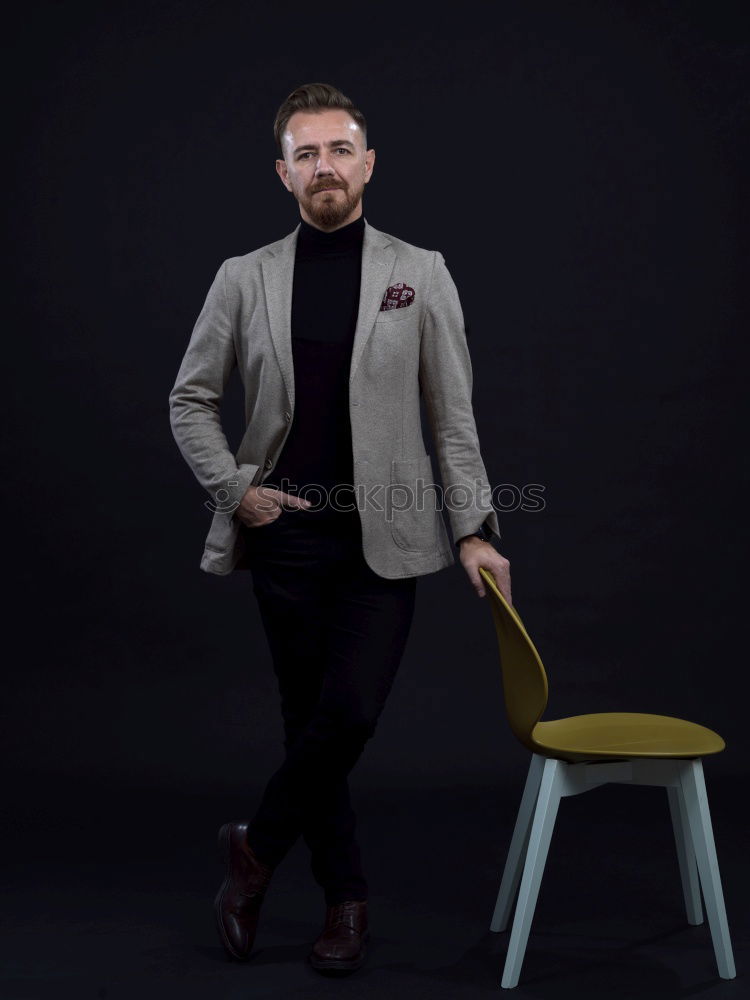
top-left (4, 1), bottom-right (748, 997)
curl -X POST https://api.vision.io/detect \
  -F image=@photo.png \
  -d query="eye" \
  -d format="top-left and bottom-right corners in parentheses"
top-left (297, 148), bottom-right (351, 160)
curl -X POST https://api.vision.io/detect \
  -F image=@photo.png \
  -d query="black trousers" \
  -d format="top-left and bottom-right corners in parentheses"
top-left (242, 506), bottom-right (417, 906)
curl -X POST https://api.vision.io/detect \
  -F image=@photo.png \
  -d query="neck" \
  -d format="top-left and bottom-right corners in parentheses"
top-left (297, 214), bottom-right (365, 254)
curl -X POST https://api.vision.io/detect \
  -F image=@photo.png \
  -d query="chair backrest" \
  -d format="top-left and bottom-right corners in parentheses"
top-left (479, 567), bottom-right (549, 752)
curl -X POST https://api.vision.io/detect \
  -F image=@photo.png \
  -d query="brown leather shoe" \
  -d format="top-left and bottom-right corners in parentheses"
top-left (308, 900), bottom-right (369, 974)
top-left (214, 821), bottom-right (274, 961)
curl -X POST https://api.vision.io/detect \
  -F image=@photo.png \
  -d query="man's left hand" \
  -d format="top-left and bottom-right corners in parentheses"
top-left (458, 537), bottom-right (512, 606)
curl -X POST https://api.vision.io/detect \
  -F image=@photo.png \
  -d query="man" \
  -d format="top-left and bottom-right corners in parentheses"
top-left (169, 82), bottom-right (511, 975)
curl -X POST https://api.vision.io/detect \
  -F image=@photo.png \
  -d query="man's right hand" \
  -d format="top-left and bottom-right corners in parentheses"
top-left (235, 485), bottom-right (311, 528)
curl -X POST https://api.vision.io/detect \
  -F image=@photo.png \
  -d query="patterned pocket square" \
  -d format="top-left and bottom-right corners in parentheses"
top-left (380, 282), bottom-right (416, 311)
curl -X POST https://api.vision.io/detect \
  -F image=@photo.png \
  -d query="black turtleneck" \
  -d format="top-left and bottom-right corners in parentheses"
top-left (264, 213), bottom-right (365, 517)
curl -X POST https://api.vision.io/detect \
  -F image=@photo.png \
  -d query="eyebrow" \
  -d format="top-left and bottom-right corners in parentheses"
top-left (292, 139), bottom-right (356, 156)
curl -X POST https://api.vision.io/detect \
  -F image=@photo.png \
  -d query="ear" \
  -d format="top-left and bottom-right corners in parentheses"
top-left (364, 147), bottom-right (375, 183)
top-left (275, 158), bottom-right (291, 191)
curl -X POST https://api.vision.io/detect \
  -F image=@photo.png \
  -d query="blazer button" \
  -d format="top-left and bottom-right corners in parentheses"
top-left (284, 411), bottom-right (292, 422)
top-left (264, 457), bottom-right (273, 469)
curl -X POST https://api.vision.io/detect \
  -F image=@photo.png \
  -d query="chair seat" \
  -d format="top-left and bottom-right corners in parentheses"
top-left (531, 712), bottom-right (725, 761)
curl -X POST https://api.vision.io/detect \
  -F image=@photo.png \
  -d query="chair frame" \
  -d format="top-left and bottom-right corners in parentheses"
top-left (491, 751), bottom-right (736, 988)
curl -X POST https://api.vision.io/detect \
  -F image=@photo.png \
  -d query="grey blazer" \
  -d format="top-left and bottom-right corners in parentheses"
top-left (169, 218), bottom-right (499, 578)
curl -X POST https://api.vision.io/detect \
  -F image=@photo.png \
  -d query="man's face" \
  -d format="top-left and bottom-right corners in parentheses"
top-left (276, 109), bottom-right (375, 231)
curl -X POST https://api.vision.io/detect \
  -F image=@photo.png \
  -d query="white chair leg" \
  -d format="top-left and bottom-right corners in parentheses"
top-left (679, 760), bottom-right (736, 979)
top-left (667, 785), bottom-right (703, 925)
top-left (501, 758), bottom-right (563, 989)
top-left (491, 753), bottom-right (545, 932)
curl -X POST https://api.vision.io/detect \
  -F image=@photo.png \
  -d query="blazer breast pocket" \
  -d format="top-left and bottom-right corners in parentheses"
top-left (370, 313), bottom-right (420, 374)
top-left (377, 307), bottom-right (418, 325)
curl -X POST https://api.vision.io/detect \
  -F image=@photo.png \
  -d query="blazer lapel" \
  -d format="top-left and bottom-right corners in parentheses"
top-left (261, 225), bottom-right (299, 408)
top-left (350, 220), bottom-right (396, 382)
top-left (260, 216), bottom-right (397, 409)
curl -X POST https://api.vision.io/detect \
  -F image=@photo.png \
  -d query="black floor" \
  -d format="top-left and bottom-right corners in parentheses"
top-left (2, 773), bottom-right (745, 999)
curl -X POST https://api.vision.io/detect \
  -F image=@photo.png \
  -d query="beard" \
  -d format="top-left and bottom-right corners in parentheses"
top-left (299, 182), bottom-right (363, 229)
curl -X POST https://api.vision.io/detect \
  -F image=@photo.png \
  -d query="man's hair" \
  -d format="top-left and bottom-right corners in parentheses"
top-left (273, 82), bottom-right (367, 157)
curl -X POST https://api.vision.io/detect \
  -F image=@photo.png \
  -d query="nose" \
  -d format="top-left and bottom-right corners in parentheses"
top-left (314, 151), bottom-right (337, 175)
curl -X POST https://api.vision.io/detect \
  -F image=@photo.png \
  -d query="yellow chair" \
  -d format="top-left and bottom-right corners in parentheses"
top-left (478, 566), bottom-right (736, 989)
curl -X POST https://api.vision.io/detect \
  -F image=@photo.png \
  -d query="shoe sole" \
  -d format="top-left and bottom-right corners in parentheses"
top-left (308, 929), bottom-right (370, 974)
top-left (214, 823), bottom-right (251, 962)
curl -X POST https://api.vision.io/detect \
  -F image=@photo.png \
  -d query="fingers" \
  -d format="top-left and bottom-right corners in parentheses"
top-left (276, 490), bottom-right (312, 509)
top-left (469, 556), bottom-right (512, 603)
top-left (237, 486), bottom-right (313, 527)
top-left (468, 567), bottom-right (486, 598)
top-left (498, 576), bottom-right (513, 606)
top-left (495, 565), bottom-right (512, 607)
top-left (249, 485), bottom-right (279, 515)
